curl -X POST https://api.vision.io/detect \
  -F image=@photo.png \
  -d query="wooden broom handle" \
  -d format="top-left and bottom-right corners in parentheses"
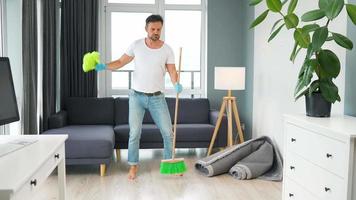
top-left (172, 47), bottom-right (182, 159)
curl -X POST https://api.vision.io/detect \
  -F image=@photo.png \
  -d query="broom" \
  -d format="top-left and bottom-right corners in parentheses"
top-left (160, 47), bottom-right (187, 175)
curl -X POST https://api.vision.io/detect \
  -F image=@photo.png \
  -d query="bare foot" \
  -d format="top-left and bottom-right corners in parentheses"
top-left (175, 173), bottom-right (183, 177)
top-left (128, 165), bottom-right (138, 180)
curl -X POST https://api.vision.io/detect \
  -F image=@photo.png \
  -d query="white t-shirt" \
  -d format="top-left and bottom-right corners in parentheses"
top-left (125, 38), bottom-right (175, 93)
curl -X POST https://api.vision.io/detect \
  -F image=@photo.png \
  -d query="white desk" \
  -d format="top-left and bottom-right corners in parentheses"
top-left (0, 135), bottom-right (68, 200)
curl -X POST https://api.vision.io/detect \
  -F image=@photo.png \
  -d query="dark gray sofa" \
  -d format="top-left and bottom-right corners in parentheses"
top-left (42, 97), bottom-right (228, 176)
top-left (114, 97), bottom-right (227, 149)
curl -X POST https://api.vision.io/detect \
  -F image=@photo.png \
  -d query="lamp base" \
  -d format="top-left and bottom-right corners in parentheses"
top-left (207, 95), bottom-right (244, 156)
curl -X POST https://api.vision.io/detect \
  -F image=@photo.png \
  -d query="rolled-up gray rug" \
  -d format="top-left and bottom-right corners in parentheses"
top-left (229, 141), bottom-right (273, 180)
top-left (195, 136), bottom-right (283, 181)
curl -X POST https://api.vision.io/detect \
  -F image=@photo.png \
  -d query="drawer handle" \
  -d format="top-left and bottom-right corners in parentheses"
top-left (54, 153), bottom-right (60, 159)
top-left (291, 138), bottom-right (296, 142)
top-left (326, 153), bottom-right (332, 158)
top-left (30, 179), bottom-right (37, 186)
top-left (325, 187), bottom-right (331, 192)
top-left (289, 193), bottom-right (294, 197)
top-left (290, 166), bottom-right (295, 170)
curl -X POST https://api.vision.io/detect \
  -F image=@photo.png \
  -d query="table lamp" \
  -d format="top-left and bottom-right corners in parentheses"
top-left (207, 67), bottom-right (245, 155)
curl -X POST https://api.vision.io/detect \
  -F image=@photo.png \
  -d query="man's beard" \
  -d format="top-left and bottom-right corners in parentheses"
top-left (149, 34), bottom-right (160, 41)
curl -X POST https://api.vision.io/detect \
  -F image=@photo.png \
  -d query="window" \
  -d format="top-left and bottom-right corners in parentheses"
top-left (108, 0), bottom-right (154, 4)
top-left (165, 0), bottom-right (201, 5)
top-left (101, 0), bottom-right (206, 98)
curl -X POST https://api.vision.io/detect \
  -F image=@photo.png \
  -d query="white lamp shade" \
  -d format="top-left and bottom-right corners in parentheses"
top-left (214, 67), bottom-right (245, 90)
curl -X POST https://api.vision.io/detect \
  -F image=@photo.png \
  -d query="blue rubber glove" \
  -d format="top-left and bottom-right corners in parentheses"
top-left (174, 83), bottom-right (183, 94)
top-left (95, 63), bottom-right (106, 71)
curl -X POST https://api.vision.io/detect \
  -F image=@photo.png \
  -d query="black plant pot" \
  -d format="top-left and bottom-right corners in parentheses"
top-left (305, 92), bottom-right (331, 117)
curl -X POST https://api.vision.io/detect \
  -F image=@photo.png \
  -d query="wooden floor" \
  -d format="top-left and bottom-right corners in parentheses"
top-left (32, 149), bottom-right (282, 200)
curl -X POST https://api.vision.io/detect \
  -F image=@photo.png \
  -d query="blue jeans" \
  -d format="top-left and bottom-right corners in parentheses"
top-left (128, 90), bottom-right (173, 165)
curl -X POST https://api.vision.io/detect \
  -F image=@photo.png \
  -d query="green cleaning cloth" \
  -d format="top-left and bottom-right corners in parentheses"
top-left (82, 51), bottom-right (100, 72)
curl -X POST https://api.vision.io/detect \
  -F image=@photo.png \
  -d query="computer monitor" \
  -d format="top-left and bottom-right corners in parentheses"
top-left (0, 57), bottom-right (19, 126)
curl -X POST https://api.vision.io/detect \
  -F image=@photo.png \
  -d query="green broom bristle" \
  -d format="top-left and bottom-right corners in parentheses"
top-left (160, 160), bottom-right (187, 174)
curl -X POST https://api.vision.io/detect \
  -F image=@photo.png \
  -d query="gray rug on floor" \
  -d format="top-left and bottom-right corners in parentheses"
top-left (195, 136), bottom-right (283, 181)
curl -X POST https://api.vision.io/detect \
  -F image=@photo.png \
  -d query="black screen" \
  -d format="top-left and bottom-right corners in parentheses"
top-left (0, 57), bottom-right (19, 125)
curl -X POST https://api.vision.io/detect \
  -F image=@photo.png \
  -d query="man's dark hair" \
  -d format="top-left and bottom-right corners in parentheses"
top-left (146, 14), bottom-right (164, 26)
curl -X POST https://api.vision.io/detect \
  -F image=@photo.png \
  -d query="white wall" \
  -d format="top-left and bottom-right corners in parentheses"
top-left (252, 0), bottom-right (347, 151)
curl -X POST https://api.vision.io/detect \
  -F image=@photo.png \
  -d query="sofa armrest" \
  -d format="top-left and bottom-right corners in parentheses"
top-left (48, 111), bottom-right (67, 129)
top-left (209, 110), bottom-right (228, 147)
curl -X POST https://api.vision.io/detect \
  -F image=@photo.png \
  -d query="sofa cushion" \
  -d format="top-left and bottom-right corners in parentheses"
top-left (114, 124), bottom-right (215, 143)
top-left (115, 97), bottom-right (210, 124)
top-left (166, 98), bottom-right (210, 124)
top-left (42, 125), bottom-right (114, 159)
top-left (65, 97), bottom-right (114, 125)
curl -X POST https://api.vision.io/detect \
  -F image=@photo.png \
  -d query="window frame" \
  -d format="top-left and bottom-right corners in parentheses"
top-left (0, 0), bottom-right (6, 57)
top-left (98, 0), bottom-right (207, 98)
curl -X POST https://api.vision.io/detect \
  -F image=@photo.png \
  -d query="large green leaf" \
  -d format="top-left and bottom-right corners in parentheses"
top-left (267, 0), bottom-right (283, 12)
top-left (317, 49), bottom-right (341, 78)
top-left (294, 28), bottom-right (310, 48)
top-left (319, 79), bottom-right (341, 103)
top-left (301, 9), bottom-right (326, 22)
top-left (326, 36), bottom-right (334, 41)
top-left (306, 44), bottom-right (314, 59)
top-left (302, 24), bottom-right (320, 33)
top-left (303, 59), bottom-right (316, 86)
top-left (319, 0), bottom-right (332, 10)
top-left (284, 13), bottom-right (299, 29)
top-left (294, 60), bottom-right (313, 100)
top-left (295, 87), bottom-right (309, 100)
top-left (268, 24), bottom-right (285, 42)
top-left (288, 0), bottom-right (298, 14)
top-left (314, 57), bottom-right (327, 79)
top-left (290, 42), bottom-right (298, 62)
top-left (293, 48), bottom-right (302, 63)
top-left (290, 42), bottom-right (302, 62)
top-left (324, 0), bottom-right (344, 20)
top-left (312, 27), bottom-right (328, 51)
top-left (250, 10), bottom-right (269, 29)
top-left (295, 79), bottom-right (320, 101)
top-left (298, 59), bottom-right (308, 78)
top-left (250, 0), bottom-right (263, 6)
top-left (332, 32), bottom-right (354, 50)
top-left (270, 19), bottom-right (284, 33)
top-left (295, 76), bottom-right (306, 97)
top-left (309, 80), bottom-right (320, 95)
top-left (346, 4), bottom-right (356, 25)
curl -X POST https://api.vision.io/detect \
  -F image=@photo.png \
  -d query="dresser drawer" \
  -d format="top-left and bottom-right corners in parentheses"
top-left (283, 178), bottom-right (319, 200)
top-left (285, 152), bottom-right (346, 200)
top-left (285, 123), bottom-right (347, 177)
top-left (11, 144), bottom-right (65, 200)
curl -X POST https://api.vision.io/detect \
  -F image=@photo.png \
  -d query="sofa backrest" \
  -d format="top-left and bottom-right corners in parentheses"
top-left (115, 97), bottom-right (210, 124)
top-left (65, 97), bottom-right (114, 125)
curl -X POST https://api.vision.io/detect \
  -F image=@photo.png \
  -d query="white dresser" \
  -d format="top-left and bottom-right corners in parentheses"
top-left (283, 114), bottom-right (356, 200)
top-left (0, 135), bottom-right (68, 200)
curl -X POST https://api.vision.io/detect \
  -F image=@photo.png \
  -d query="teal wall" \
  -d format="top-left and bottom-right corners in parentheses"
top-left (345, 0), bottom-right (356, 116)
top-left (207, 0), bottom-right (254, 139)
top-left (241, 0), bottom-right (254, 139)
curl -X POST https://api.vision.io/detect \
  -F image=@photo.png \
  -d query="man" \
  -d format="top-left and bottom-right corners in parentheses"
top-left (96, 14), bottom-right (182, 180)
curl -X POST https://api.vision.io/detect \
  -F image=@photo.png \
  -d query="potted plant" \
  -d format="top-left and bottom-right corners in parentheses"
top-left (249, 0), bottom-right (356, 117)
